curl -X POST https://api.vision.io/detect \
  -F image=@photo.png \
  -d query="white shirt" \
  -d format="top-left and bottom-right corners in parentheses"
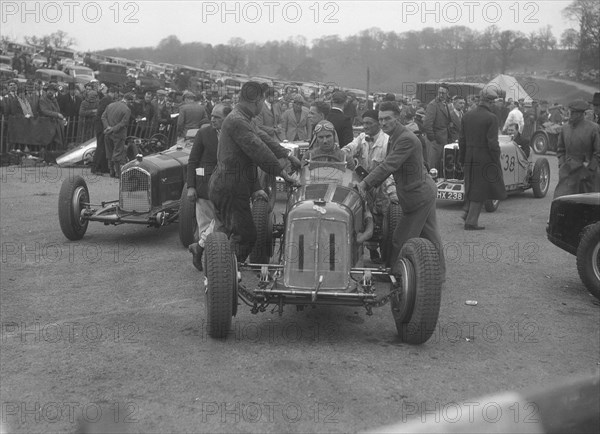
top-left (504, 107), bottom-right (524, 133)
top-left (343, 130), bottom-right (396, 197)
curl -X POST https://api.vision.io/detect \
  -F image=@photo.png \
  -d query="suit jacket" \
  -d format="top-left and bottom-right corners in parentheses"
top-left (424, 99), bottom-right (451, 145)
top-left (363, 123), bottom-right (435, 213)
top-left (27, 92), bottom-right (42, 117)
top-left (186, 125), bottom-right (219, 199)
top-left (327, 107), bottom-right (354, 148)
top-left (58, 93), bottom-right (82, 118)
top-left (102, 101), bottom-right (131, 136)
top-left (2, 94), bottom-right (23, 117)
top-left (95, 95), bottom-right (114, 134)
top-left (177, 103), bottom-right (208, 137)
top-left (281, 106), bottom-right (309, 141)
top-left (253, 101), bottom-right (282, 140)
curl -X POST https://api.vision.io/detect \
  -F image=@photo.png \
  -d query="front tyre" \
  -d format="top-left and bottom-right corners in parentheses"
top-left (58, 175), bottom-right (89, 240)
top-left (531, 158), bottom-right (550, 198)
top-left (576, 223), bottom-right (600, 300)
top-left (249, 198), bottom-right (274, 264)
top-left (204, 232), bottom-right (236, 338)
top-left (391, 238), bottom-right (442, 345)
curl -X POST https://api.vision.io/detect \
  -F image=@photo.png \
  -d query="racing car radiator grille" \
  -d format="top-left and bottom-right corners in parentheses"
top-left (120, 167), bottom-right (151, 212)
top-left (443, 146), bottom-right (464, 180)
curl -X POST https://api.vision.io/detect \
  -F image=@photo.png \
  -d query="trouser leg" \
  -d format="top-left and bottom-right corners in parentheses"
top-left (465, 201), bottom-right (483, 226)
top-left (195, 198), bottom-right (223, 248)
top-left (213, 191), bottom-right (256, 263)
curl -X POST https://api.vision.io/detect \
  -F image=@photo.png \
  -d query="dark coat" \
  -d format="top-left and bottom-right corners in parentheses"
top-left (2, 94), bottom-right (23, 117)
top-left (513, 132), bottom-right (530, 158)
top-left (424, 99), bottom-right (451, 145)
top-left (58, 93), bottom-right (82, 118)
top-left (326, 107), bottom-right (354, 148)
top-left (458, 104), bottom-right (507, 202)
top-left (448, 107), bottom-right (463, 143)
top-left (364, 123), bottom-right (435, 213)
top-left (187, 124), bottom-right (219, 199)
top-left (38, 95), bottom-right (65, 147)
top-left (554, 119), bottom-right (600, 198)
top-left (208, 104), bottom-right (289, 201)
top-left (95, 95), bottom-right (114, 134)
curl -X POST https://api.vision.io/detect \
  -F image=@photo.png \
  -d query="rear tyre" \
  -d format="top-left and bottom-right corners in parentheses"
top-left (531, 132), bottom-right (548, 155)
top-left (484, 199), bottom-right (499, 213)
top-left (381, 203), bottom-right (403, 265)
top-left (58, 175), bottom-right (89, 241)
top-left (249, 198), bottom-right (274, 264)
top-left (531, 158), bottom-right (550, 198)
top-left (391, 238), bottom-right (442, 345)
top-left (204, 232), bottom-right (235, 338)
top-left (178, 183), bottom-right (197, 248)
top-left (576, 223), bottom-right (600, 300)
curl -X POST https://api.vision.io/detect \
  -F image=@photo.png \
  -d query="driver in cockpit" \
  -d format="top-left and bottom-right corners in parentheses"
top-left (302, 120), bottom-right (356, 170)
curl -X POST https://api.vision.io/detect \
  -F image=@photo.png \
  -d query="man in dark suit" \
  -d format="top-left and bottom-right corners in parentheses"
top-left (326, 90), bottom-right (354, 148)
top-left (58, 83), bottom-right (82, 144)
top-left (187, 103), bottom-right (232, 270)
top-left (458, 88), bottom-right (507, 230)
top-left (424, 83), bottom-right (452, 171)
top-left (357, 101), bottom-right (445, 280)
top-left (2, 80), bottom-right (25, 117)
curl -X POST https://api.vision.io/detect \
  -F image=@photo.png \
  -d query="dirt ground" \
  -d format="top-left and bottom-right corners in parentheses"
top-left (0, 153), bottom-right (598, 433)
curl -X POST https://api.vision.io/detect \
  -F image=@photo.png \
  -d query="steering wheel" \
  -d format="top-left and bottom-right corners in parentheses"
top-left (309, 154), bottom-right (346, 163)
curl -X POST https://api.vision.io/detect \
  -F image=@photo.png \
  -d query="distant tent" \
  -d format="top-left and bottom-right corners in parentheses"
top-left (486, 74), bottom-right (533, 103)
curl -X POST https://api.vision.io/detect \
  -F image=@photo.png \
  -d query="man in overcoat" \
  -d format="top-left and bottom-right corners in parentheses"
top-left (356, 101), bottom-right (445, 280)
top-left (186, 103), bottom-right (232, 271)
top-left (38, 83), bottom-right (66, 150)
top-left (553, 99), bottom-right (600, 198)
top-left (208, 82), bottom-right (302, 263)
top-left (458, 88), bottom-right (507, 230)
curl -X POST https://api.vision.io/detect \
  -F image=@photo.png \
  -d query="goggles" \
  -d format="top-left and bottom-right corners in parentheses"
top-left (313, 123), bottom-right (335, 133)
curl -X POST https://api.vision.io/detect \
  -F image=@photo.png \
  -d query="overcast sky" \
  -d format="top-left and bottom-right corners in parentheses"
top-left (2, 1), bottom-right (576, 51)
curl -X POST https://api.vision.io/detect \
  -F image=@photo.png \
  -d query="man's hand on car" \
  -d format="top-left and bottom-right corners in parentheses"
top-left (252, 189), bottom-right (269, 202)
top-left (187, 187), bottom-right (197, 201)
top-left (280, 171), bottom-right (301, 188)
top-left (354, 181), bottom-right (368, 199)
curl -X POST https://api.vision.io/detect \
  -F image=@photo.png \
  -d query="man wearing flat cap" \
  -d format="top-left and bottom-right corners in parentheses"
top-left (102, 92), bottom-right (133, 177)
top-left (326, 90), bottom-right (354, 148)
top-left (458, 86), bottom-right (507, 230)
top-left (208, 81), bottom-right (302, 263)
top-left (553, 99), bottom-right (600, 198)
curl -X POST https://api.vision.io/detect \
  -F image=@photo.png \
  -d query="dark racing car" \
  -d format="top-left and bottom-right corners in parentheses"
top-left (201, 159), bottom-right (444, 345)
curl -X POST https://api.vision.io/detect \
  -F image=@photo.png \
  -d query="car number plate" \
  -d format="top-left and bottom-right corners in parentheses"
top-left (437, 191), bottom-right (464, 201)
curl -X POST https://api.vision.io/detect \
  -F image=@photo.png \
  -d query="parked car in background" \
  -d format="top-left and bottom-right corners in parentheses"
top-left (63, 65), bottom-right (95, 86)
top-left (34, 69), bottom-right (72, 87)
top-left (547, 193), bottom-right (600, 300)
top-left (95, 62), bottom-right (128, 87)
top-left (531, 122), bottom-right (562, 155)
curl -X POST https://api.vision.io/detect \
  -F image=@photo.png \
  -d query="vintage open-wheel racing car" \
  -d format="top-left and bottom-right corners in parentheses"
top-left (58, 130), bottom-right (198, 243)
top-left (431, 135), bottom-right (550, 212)
top-left (201, 158), bottom-right (443, 345)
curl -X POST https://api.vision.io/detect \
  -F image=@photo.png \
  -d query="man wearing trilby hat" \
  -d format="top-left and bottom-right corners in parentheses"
top-left (553, 99), bottom-right (600, 198)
